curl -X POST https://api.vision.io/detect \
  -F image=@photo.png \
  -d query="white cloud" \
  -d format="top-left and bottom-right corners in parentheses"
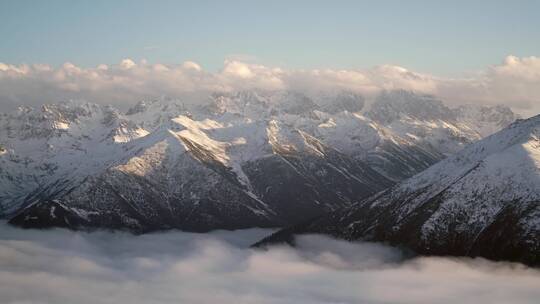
top-left (223, 60), bottom-right (255, 78)
top-left (0, 222), bottom-right (539, 304)
top-left (433, 56), bottom-right (540, 117)
top-left (0, 56), bottom-right (539, 117)
top-left (182, 61), bottom-right (202, 71)
top-left (119, 58), bottom-right (136, 69)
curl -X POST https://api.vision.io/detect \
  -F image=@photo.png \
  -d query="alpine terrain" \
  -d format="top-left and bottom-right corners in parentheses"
top-left (255, 114), bottom-right (540, 265)
top-left (1, 90), bottom-right (519, 232)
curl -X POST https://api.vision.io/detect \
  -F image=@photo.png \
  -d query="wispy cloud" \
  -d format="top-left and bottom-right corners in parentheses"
top-left (0, 223), bottom-right (539, 304)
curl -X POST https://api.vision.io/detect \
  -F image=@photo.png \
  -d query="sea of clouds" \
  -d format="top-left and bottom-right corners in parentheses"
top-left (0, 222), bottom-right (539, 304)
top-left (1, 55), bottom-right (540, 117)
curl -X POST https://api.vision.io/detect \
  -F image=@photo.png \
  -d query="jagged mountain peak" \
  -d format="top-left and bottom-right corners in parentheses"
top-left (209, 89), bottom-right (363, 116)
top-left (0, 101), bottom-right (121, 140)
top-left (1, 91), bottom-right (524, 234)
top-left (437, 114), bottom-right (538, 166)
top-left (257, 114), bottom-right (540, 265)
top-left (312, 90), bottom-right (365, 114)
top-left (126, 97), bottom-right (187, 116)
top-left (397, 114), bottom-right (540, 196)
top-left (367, 90), bottom-right (454, 124)
top-left (453, 103), bottom-right (522, 137)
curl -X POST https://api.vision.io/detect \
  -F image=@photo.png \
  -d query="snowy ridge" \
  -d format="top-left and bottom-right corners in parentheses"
top-left (257, 114), bottom-right (540, 265)
top-left (1, 90), bottom-right (520, 232)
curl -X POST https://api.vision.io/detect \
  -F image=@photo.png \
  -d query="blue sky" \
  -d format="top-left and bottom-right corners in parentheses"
top-left (1, 0), bottom-right (539, 75)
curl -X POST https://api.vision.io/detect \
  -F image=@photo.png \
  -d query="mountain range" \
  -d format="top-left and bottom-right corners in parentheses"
top-left (255, 114), bottom-right (540, 265)
top-left (1, 90), bottom-right (520, 233)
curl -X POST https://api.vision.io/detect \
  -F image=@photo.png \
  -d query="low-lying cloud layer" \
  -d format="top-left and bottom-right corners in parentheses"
top-left (0, 223), bottom-right (539, 304)
top-left (1, 56), bottom-right (539, 117)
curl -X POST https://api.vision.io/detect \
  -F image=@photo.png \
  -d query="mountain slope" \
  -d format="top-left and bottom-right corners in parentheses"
top-left (255, 115), bottom-right (540, 265)
top-left (8, 115), bottom-right (393, 232)
top-left (366, 90), bottom-right (520, 156)
top-left (1, 90), bottom-right (520, 232)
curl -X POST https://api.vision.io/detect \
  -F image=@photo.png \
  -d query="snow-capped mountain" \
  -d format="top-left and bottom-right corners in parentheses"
top-left (366, 90), bottom-right (519, 156)
top-left (256, 114), bottom-right (540, 265)
top-left (1, 90), bottom-right (519, 232)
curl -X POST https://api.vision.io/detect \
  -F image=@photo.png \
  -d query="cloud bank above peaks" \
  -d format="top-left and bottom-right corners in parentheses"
top-left (0, 55), bottom-right (539, 117)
